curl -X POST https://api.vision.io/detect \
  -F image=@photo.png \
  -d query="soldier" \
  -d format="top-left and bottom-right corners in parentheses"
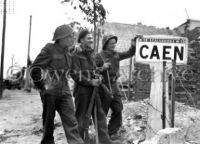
top-left (95, 35), bottom-right (137, 139)
top-left (30, 24), bottom-right (84, 144)
top-left (71, 29), bottom-right (121, 144)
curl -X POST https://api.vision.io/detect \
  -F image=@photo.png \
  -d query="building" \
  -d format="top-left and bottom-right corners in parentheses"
top-left (175, 19), bottom-right (200, 35)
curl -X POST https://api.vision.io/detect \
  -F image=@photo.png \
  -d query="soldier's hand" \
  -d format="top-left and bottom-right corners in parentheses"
top-left (132, 35), bottom-right (143, 47)
top-left (90, 79), bottom-right (102, 87)
top-left (103, 62), bottom-right (111, 70)
top-left (75, 45), bottom-right (82, 53)
top-left (69, 44), bottom-right (82, 54)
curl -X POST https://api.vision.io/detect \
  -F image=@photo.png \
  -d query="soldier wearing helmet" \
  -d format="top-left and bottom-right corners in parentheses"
top-left (30, 24), bottom-right (84, 144)
top-left (95, 34), bottom-right (139, 139)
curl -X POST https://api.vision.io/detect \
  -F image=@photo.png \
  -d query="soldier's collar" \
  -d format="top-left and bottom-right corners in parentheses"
top-left (54, 43), bottom-right (68, 52)
top-left (103, 49), bottom-right (117, 55)
top-left (80, 45), bottom-right (94, 53)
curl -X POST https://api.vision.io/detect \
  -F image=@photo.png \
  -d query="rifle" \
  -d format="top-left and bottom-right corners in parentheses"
top-left (95, 68), bottom-right (113, 99)
top-left (83, 70), bottom-right (104, 144)
top-left (94, 100), bottom-right (99, 144)
top-left (106, 70), bottom-right (113, 99)
top-left (94, 68), bottom-right (113, 114)
top-left (83, 68), bottom-right (113, 143)
top-left (83, 86), bottom-right (99, 144)
top-left (97, 53), bottom-right (114, 99)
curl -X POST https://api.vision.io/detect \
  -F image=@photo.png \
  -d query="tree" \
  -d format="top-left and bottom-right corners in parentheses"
top-left (62, 0), bottom-right (107, 53)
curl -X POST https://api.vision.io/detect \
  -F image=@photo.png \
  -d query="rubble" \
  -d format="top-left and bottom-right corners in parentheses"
top-left (141, 128), bottom-right (185, 144)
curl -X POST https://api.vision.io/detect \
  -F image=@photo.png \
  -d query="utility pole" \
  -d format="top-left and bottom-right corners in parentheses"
top-left (0, 0), bottom-right (7, 99)
top-left (128, 57), bottom-right (133, 100)
top-left (24, 15), bottom-right (32, 92)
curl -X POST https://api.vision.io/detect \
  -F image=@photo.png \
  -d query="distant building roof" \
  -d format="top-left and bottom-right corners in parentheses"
top-left (175, 19), bottom-right (200, 34)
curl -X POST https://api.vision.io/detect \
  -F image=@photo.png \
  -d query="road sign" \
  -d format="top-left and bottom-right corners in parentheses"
top-left (135, 35), bottom-right (188, 64)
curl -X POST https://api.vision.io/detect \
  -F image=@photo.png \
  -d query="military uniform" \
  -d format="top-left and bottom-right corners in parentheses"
top-left (31, 25), bottom-right (84, 144)
top-left (96, 35), bottom-right (136, 135)
top-left (71, 46), bottom-right (116, 144)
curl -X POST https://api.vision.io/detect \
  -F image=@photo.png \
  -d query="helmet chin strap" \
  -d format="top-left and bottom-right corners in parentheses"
top-left (106, 47), bottom-right (115, 52)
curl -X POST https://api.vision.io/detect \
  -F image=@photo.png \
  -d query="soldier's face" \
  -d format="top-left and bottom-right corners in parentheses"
top-left (61, 34), bottom-right (75, 48)
top-left (106, 38), bottom-right (117, 51)
top-left (106, 39), bottom-right (117, 50)
top-left (81, 33), bottom-right (93, 49)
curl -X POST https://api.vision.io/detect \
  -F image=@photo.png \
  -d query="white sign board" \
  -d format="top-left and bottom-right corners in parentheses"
top-left (135, 35), bottom-right (188, 64)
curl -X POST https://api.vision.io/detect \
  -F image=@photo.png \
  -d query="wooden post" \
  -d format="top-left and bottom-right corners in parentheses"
top-left (119, 77), bottom-right (128, 101)
top-left (162, 61), bottom-right (166, 129)
top-left (24, 15), bottom-right (32, 92)
top-left (128, 57), bottom-right (133, 100)
top-left (0, 0), bottom-right (7, 99)
top-left (171, 60), bottom-right (175, 127)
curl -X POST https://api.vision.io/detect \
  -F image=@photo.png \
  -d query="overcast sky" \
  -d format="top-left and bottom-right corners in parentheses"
top-left (0, 0), bottom-right (200, 77)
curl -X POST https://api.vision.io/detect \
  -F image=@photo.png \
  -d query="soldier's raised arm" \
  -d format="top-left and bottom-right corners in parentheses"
top-left (118, 38), bottom-right (137, 61)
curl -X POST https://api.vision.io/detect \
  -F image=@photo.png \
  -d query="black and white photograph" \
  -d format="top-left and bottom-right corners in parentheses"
top-left (0, 0), bottom-right (200, 143)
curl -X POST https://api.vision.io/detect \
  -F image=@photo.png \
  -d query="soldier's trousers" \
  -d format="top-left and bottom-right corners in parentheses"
top-left (74, 85), bottom-right (111, 143)
top-left (100, 83), bottom-right (123, 135)
top-left (40, 90), bottom-right (84, 144)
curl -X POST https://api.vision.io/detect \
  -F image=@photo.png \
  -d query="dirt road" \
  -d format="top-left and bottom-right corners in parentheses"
top-left (0, 90), bottom-right (200, 144)
top-left (0, 90), bottom-right (66, 144)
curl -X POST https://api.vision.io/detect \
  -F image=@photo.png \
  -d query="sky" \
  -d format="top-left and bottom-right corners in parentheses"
top-left (0, 0), bottom-right (200, 77)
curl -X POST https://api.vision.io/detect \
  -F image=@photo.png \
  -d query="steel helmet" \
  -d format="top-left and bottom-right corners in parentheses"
top-left (102, 35), bottom-right (118, 50)
top-left (52, 24), bottom-right (74, 41)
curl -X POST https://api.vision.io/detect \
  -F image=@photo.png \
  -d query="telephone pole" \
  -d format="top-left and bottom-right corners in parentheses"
top-left (24, 15), bottom-right (32, 92)
top-left (0, 0), bottom-right (7, 99)
top-left (0, 0), bottom-right (14, 98)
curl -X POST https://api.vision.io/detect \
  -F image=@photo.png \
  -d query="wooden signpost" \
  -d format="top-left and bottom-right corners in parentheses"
top-left (135, 35), bottom-right (188, 138)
